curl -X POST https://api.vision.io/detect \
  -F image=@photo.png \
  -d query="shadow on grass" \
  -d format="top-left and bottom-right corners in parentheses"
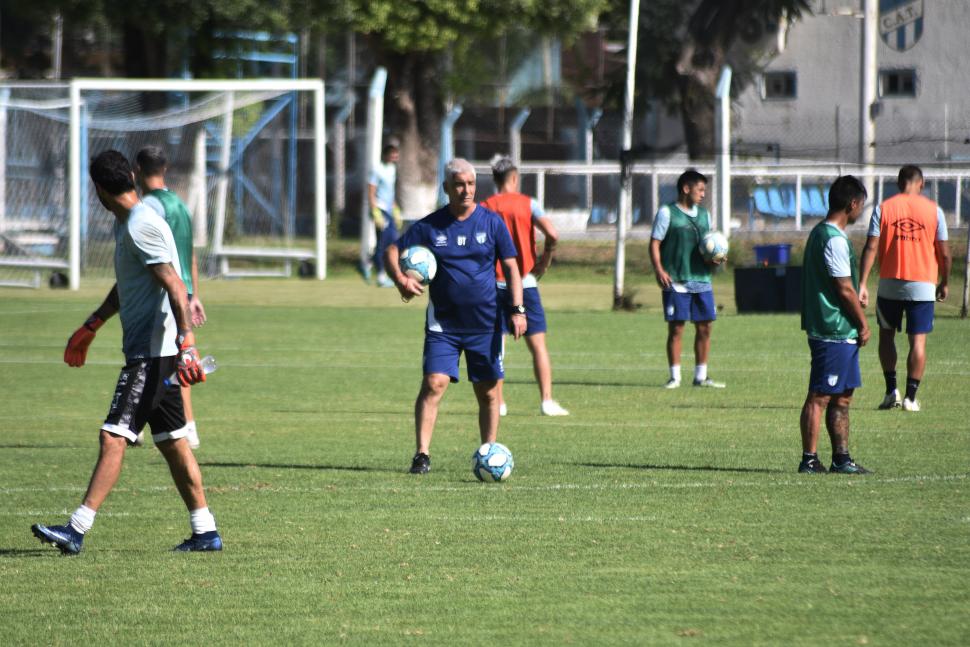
top-left (199, 461), bottom-right (390, 473)
top-left (0, 548), bottom-right (58, 557)
top-left (579, 461), bottom-right (782, 474)
top-left (0, 444), bottom-right (76, 450)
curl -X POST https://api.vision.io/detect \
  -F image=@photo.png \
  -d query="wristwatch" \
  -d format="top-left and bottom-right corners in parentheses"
top-left (511, 304), bottom-right (526, 316)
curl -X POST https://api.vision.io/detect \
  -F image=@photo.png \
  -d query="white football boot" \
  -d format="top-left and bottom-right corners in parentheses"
top-left (540, 400), bottom-right (570, 416)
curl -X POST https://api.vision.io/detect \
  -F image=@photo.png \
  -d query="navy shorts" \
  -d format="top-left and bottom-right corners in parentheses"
top-left (807, 338), bottom-right (861, 395)
top-left (423, 330), bottom-right (504, 383)
top-left (102, 356), bottom-right (188, 444)
top-left (497, 286), bottom-right (547, 336)
top-left (876, 297), bottom-right (934, 334)
top-left (662, 290), bottom-right (717, 323)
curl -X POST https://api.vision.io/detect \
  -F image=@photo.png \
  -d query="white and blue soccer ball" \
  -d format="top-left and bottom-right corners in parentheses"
top-left (699, 231), bottom-right (729, 264)
top-left (472, 442), bottom-right (514, 482)
top-left (399, 245), bottom-right (437, 285)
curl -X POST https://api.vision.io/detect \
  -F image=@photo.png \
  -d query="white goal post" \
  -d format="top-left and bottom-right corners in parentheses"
top-left (67, 78), bottom-right (327, 289)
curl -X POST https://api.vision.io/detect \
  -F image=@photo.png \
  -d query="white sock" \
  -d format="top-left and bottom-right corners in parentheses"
top-left (670, 365), bottom-right (682, 382)
top-left (695, 364), bottom-right (708, 382)
top-left (69, 504), bottom-right (96, 535)
top-left (189, 507), bottom-right (217, 535)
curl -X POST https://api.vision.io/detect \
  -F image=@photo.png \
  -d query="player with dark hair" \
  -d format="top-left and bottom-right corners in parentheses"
top-left (649, 169), bottom-right (725, 389)
top-left (135, 145), bottom-right (206, 448)
top-left (858, 165), bottom-right (951, 412)
top-left (482, 155), bottom-right (568, 417)
top-left (385, 158), bottom-right (526, 474)
top-left (33, 149), bottom-right (221, 553)
top-left (368, 143), bottom-right (402, 287)
top-left (798, 175), bottom-right (871, 474)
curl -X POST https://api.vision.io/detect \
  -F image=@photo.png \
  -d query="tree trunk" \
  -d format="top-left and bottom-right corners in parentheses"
top-left (674, 37), bottom-right (724, 160)
top-left (676, 73), bottom-right (717, 160)
top-left (384, 52), bottom-right (442, 217)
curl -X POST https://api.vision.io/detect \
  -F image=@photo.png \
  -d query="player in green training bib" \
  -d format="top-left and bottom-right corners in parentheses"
top-left (136, 146), bottom-right (206, 450)
top-left (649, 169), bottom-right (725, 389)
top-left (798, 175), bottom-right (871, 475)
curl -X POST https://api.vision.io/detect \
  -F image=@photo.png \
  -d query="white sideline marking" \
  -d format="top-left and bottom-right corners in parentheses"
top-left (4, 355), bottom-right (970, 377)
top-left (1, 473), bottom-right (965, 496)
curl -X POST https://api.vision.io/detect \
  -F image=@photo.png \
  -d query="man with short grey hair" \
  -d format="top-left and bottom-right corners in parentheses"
top-left (386, 158), bottom-right (526, 474)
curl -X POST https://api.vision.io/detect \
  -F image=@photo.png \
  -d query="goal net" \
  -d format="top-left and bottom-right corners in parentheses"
top-left (0, 79), bottom-right (326, 289)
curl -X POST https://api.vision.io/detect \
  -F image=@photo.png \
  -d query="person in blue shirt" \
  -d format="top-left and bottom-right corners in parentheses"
top-left (386, 158), bottom-right (527, 474)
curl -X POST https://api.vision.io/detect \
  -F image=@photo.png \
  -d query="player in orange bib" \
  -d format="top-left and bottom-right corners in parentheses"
top-left (482, 155), bottom-right (569, 417)
top-left (858, 165), bottom-right (951, 412)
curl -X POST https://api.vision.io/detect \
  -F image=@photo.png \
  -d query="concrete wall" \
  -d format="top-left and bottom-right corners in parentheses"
top-left (733, 0), bottom-right (970, 164)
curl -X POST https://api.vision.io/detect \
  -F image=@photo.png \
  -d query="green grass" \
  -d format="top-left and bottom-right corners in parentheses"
top-left (1, 275), bottom-right (968, 645)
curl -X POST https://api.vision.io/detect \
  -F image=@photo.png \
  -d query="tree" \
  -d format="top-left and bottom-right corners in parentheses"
top-left (345, 0), bottom-right (605, 211)
top-left (605, 0), bottom-right (810, 160)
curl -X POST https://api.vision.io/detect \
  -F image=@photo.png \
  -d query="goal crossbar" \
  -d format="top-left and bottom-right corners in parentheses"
top-left (67, 78), bottom-right (328, 289)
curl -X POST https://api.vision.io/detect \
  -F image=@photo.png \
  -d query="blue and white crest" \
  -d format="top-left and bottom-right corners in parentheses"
top-left (475, 232), bottom-right (487, 244)
top-left (879, 0), bottom-right (923, 52)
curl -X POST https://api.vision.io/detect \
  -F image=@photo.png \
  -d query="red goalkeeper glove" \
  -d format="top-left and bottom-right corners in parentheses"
top-left (64, 315), bottom-right (105, 367)
top-left (176, 331), bottom-right (205, 386)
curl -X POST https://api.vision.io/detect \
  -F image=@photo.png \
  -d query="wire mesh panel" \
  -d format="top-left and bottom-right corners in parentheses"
top-left (78, 87), bottom-right (310, 280)
top-left (0, 85), bottom-right (71, 287)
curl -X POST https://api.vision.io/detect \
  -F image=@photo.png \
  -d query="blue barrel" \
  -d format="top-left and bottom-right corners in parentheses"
top-left (753, 244), bottom-right (791, 266)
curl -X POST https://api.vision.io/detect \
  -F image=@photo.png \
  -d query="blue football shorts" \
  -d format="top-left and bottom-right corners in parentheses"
top-left (807, 338), bottom-right (861, 395)
top-left (423, 330), bottom-right (504, 383)
top-left (876, 297), bottom-right (934, 335)
top-left (497, 286), bottom-right (547, 336)
top-left (662, 289), bottom-right (717, 323)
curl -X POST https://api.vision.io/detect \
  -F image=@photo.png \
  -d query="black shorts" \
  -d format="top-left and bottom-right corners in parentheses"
top-left (102, 356), bottom-right (188, 444)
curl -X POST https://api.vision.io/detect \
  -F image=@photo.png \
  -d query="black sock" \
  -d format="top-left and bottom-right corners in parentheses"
top-left (833, 452), bottom-right (851, 466)
top-left (884, 370), bottom-right (897, 394)
top-left (802, 452), bottom-right (818, 461)
top-left (905, 377), bottom-right (920, 401)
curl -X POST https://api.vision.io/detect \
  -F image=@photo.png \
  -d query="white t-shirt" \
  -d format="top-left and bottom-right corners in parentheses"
top-left (114, 203), bottom-right (181, 360)
top-left (368, 162), bottom-right (396, 212)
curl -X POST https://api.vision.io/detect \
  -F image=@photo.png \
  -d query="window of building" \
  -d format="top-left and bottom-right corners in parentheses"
top-left (880, 69), bottom-right (917, 97)
top-left (762, 71), bottom-right (797, 100)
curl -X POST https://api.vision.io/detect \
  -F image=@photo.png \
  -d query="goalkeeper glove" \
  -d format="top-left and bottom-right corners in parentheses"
top-left (371, 206), bottom-right (387, 230)
top-left (64, 314), bottom-right (105, 367)
top-left (392, 204), bottom-right (403, 230)
top-left (175, 331), bottom-right (205, 386)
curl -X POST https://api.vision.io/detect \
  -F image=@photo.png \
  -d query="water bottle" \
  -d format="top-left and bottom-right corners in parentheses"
top-left (164, 355), bottom-right (218, 387)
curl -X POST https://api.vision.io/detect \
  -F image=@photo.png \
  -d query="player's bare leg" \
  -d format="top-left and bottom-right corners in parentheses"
top-left (414, 373), bottom-right (450, 454)
top-left (525, 333), bottom-right (552, 401)
top-left (878, 328), bottom-right (898, 374)
top-left (906, 333), bottom-right (927, 380)
top-left (694, 321), bottom-right (712, 365)
top-left (157, 437), bottom-right (208, 510)
top-left (825, 392), bottom-right (853, 456)
top-left (665, 321), bottom-right (686, 387)
top-left (825, 389), bottom-right (868, 473)
top-left (526, 333), bottom-right (568, 414)
top-left (473, 379), bottom-right (501, 445)
top-left (666, 321), bottom-right (685, 367)
top-left (80, 430), bottom-right (129, 510)
top-left (799, 392), bottom-right (830, 455)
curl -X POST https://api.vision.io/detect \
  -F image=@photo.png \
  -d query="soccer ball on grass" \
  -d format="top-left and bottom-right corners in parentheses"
top-left (699, 231), bottom-right (729, 264)
top-left (399, 245), bottom-right (437, 285)
top-left (472, 442), bottom-right (514, 482)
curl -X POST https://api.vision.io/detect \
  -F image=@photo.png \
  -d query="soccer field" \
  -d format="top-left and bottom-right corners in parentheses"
top-left (1, 276), bottom-right (968, 645)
